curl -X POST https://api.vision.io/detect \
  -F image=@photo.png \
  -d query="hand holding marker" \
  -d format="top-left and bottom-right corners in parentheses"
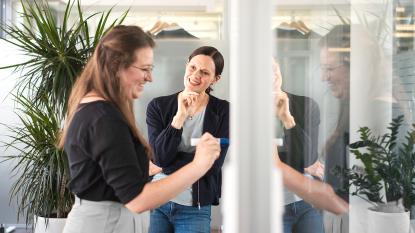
top-left (191, 138), bottom-right (229, 146)
top-left (190, 138), bottom-right (283, 146)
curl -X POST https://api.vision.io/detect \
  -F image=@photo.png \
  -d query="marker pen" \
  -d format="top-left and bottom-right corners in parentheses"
top-left (274, 138), bottom-right (283, 146)
top-left (190, 138), bottom-right (229, 146)
top-left (190, 138), bottom-right (282, 146)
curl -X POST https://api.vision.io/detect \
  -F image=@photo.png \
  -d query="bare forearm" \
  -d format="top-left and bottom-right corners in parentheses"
top-left (125, 162), bottom-right (204, 213)
top-left (278, 162), bottom-right (348, 215)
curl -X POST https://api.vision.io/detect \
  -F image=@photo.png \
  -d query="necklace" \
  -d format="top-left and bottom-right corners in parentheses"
top-left (187, 94), bottom-right (208, 120)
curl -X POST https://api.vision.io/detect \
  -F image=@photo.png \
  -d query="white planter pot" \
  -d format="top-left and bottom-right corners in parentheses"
top-left (34, 216), bottom-right (66, 233)
top-left (368, 208), bottom-right (410, 233)
top-left (411, 220), bottom-right (415, 233)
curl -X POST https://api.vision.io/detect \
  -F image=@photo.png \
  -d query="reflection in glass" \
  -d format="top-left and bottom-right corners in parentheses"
top-left (272, 54), bottom-right (325, 233)
top-left (319, 25), bottom-right (350, 233)
top-left (271, 0), bottom-right (415, 231)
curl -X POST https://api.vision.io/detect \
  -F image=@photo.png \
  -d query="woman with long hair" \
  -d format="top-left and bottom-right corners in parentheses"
top-left (59, 25), bottom-right (221, 233)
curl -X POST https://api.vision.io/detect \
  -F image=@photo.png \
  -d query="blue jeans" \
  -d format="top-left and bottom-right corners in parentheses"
top-left (149, 201), bottom-right (211, 233)
top-left (283, 200), bottom-right (324, 233)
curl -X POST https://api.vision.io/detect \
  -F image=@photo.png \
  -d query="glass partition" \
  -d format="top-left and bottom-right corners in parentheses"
top-left (271, 1), bottom-right (415, 233)
top-left (1, 0), bottom-right (415, 232)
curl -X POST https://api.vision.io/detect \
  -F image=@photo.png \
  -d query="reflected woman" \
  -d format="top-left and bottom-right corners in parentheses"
top-left (146, 46), bottom-right (229, 233)
top-left (319, 25), bottom-right (351, 233)
top-left (272, 61), bottom-right (348, 216)
top-left (273, 59), bottom-right (325, 233)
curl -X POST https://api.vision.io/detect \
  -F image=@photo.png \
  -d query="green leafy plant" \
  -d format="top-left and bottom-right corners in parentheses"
top-left (0, 0), bottom-right (127, 225)
top-left (343, 115), bottom-right (415, 210)
top-left (1, 0), bottom-right (127, 117)
top-left (2, 95), bottom-right (70, 222)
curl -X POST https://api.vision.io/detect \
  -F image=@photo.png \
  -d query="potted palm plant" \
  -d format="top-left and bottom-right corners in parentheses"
top-left (2, 95), bottom-right (70, 233)
top-left (1, 0), bottom-right (126, 232)
top-left (340, 115), bottom-right (415, 233)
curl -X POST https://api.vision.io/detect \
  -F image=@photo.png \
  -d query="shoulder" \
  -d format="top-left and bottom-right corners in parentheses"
top-left (75, 101), bottom-right (119, 117)
top-left (78, 101), bottom-right (127, 126)
top-left (147, 93), bottom-right (179, 119)
top-left (209, 95), bottom-right (229, 108)
top-left (149, 92), bottom-right (179, 107)
top-left (207, 95), bottom-right (229, 119)
top-left (69, 101), bottom-right (131, 142)
top-left (93, 101), bottom-right (124, 119)
top-left (287, 93), bottom-right (318, 109)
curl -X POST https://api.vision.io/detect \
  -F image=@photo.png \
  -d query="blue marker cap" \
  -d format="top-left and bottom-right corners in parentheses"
top-left (219, 138), bottom-right (229, 145)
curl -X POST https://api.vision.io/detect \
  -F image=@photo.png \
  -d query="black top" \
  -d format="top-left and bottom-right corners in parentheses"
top-left (146, 92), bottom-right (229, 206)
top-left (325, 101), bottom-right (350, 202)
top-left (278, 93), bottom-right (320, 173)
top-left (325, 130), bottom-right (349, 202)
top-left (64, 101), bottom-right (149, 204)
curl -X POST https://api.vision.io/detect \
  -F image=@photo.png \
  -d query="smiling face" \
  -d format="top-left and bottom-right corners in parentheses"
top-left (183, 55), bottom-right (218, 93)
top-left (320, 47), bottom-right (350, 100)
top-left (119, 47), bottom-right (154, 100)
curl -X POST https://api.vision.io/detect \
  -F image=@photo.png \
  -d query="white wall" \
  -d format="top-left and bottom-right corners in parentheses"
top-left (0, 40), bottom-right (25, 225)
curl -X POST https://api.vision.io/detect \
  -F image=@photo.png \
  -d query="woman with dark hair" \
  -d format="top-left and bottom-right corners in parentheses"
top-left (59, 26), bottom-right (221, 233)
top-left (146, 46), bottom-right (229, 233)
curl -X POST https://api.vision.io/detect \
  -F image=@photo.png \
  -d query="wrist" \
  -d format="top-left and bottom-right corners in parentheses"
top-left (171, 114), bottom-right (186, 129)
top-left (176, 111), bottom-right (187, 118)
top-left (189, 160), bottom-right (208, 176)
top-left (282, 115), bottom-right (296, 129)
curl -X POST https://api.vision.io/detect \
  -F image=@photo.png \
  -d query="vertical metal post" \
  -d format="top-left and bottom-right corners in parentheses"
top-left (223, 0), bottom-right (283, 232)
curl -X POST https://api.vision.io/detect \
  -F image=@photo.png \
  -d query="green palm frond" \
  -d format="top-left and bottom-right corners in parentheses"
top-left (0, 0), bottom-right (126, 118)
top-left (2, 95), bottom-right (71, 223)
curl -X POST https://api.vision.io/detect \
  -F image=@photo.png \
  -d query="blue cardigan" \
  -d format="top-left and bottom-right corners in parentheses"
top-left (146, 92), bottom-right (229, 206)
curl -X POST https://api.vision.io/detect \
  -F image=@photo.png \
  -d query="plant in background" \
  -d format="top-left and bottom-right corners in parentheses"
top-left (2, 95), bottom-right (70, 222)
top-left (342, 115), bottom-right (415, 211)
top-left (1, 0), bottom-right (127, 117)
top-left (328, 0), bottom-right (393, 48)
top-left (0, 0), bottom-right (127, 226)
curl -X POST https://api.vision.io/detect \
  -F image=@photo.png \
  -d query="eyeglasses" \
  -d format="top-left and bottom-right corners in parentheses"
top-left (131, 65), bottom-right (154, 77)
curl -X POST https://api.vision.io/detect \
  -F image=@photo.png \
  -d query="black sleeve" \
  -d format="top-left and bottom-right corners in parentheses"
top-left (146, 98), bottom-right (183, 168)
top-left (204, 101), bottom-right (230, 177)
top-left (90, 115), bottom-right (147, 204)
top-left (303, 98), bottom-right (320, 167)
top-left (281, 124), bottom-right (310, 172)
top-left (280, 95), bottom-right (321, 172)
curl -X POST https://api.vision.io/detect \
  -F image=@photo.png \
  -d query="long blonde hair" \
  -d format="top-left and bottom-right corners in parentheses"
top-left (58, 25), bottom-right (154, 158)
